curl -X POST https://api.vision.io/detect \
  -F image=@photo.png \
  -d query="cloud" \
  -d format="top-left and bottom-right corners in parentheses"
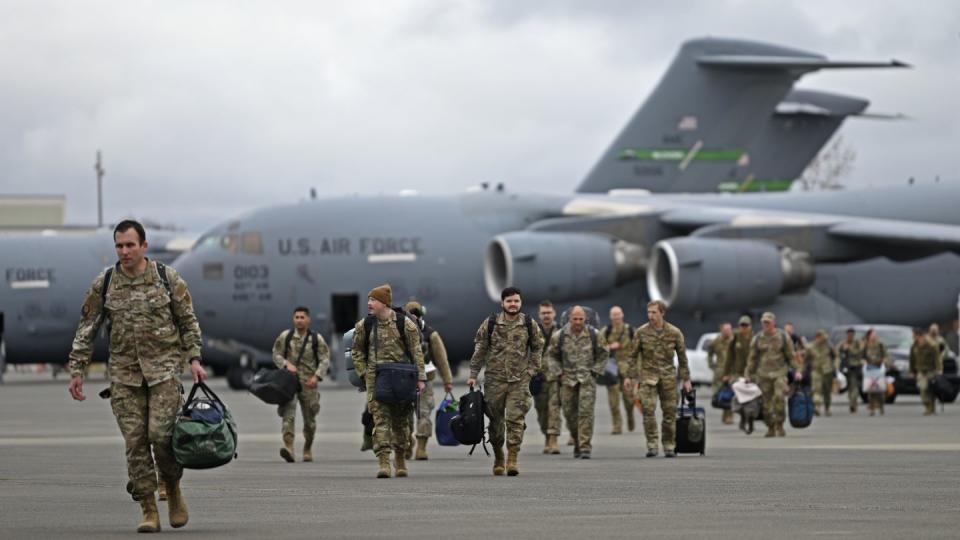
top-left (0, 0), bottom-right (956, 230)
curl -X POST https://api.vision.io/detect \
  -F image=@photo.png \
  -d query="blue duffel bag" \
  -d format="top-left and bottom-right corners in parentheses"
top-left (373, 362), bottom-right (419, 404)
top-left (788, 384), bottom-right (814, 429)
top-left (435, 392), bottom-right (460, 446)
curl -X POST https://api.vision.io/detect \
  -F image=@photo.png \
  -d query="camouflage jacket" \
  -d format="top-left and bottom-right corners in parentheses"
top-left (862, 341), bottom-right (890, 368)
top-left (469, 312), bottom-right (544, 383)
top-left (707, 334), bottom-right (733, 371)
top-left (272, 329), bottom-right (331, 382)
top-left (537, 323), bottom-right (557, 377)
top-left (910, 337), bottom-right (942, 374)
top-left (627, 322), bottom-right (690, 384)
top-left (598, 324), bottom-right (634, 376)
top-left (745, 330), bottom-right (797, 379)
top-left (723, 332), bottom-right (751, 378)
top-left (547, 324), bottom-right (606, 387)
top-left (806, 341), bottom-right (837, 376)
top-left (351, 311), bottom-right (426, 381)
top-left (68, 260), bottom-right (202, 387)
top-left (837, 340), bottom-right (863, 369)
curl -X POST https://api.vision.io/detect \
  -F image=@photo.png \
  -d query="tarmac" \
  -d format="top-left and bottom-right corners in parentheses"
top-left (1, 371), bottom-right (958, 539)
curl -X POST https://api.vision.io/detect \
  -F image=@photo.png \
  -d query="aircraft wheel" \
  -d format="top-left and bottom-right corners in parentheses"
top-left (227, 366), bottom-right (254, 390)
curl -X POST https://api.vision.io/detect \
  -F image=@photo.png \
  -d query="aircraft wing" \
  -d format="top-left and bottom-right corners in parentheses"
top-left (698, 55), bottom-right (909, 72)
top-left (828, 219), bottom-right (960, 251)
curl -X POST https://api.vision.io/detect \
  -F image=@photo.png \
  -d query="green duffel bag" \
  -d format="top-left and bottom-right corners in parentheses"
top-left (173, 381), bottom-right (238, 469)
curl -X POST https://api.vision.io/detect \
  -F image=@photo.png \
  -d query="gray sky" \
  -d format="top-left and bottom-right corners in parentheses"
top-left (1, 0), bottom-right (957, 231)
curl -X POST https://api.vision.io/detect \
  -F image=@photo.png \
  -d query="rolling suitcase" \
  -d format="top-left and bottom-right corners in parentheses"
top-left (675, 389), bottom-right (706, 455)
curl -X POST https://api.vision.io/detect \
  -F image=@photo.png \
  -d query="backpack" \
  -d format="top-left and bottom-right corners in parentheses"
top-left (485, 313), bottom-right (535, 352)
top-left (435, 392), bottom-right (460, 447)
top-left (603, 324), bottom-right (634, 342)
top-left (282, 328), bottom-right (321, 365)
top-left (449, 387), bottom-right (489, 455)
top-left (342, 328), bottom-right (364, 388)
top-left (173, 382), bottom-right (238, 469)
top-left (248, 368), bottom-right (299, 404)
top-left (361, 307), bottom-right (418, 361)
top-left (788, 384), bottom-right (814, 428)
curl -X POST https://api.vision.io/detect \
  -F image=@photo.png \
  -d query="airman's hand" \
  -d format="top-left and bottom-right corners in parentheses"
top-left (682, 380), bottom-right (693, 393)
top-left (68, 376), bottom-right (85, 401)
top-left (285, 362), bottom-right (298, 374)
top-left (722, 375), bottom-right (731, 383)
top-left (190, 359), bottom-right (207, 383)
top-left (623, 378), bottom-right (633, 392)
top-left (417, 381), bottom-right (426, 393)
top-left (793, 372), bottom-right (803, 383)
top-left (467, 378), bottom-right (477, 388)
top-left (608, 342), bottom-right (621, 351)
top-left (443, 382), bottom-right (454, 393)
top-left (305, 375), bottom-right (318, 389)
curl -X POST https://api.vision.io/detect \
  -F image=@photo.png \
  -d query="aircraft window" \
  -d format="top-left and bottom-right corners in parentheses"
top-left (241, 232), bottom-right (263, 255)
top-left (203, 263), bottom-right (224, 280)
top-left (193, 235), bottom-right (220, 252)
top-left (220, 234), bottom-right (238, 254)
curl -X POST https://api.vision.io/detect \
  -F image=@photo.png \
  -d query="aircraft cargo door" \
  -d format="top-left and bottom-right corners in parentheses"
top-left (330, 293), bottom-right (359, 384)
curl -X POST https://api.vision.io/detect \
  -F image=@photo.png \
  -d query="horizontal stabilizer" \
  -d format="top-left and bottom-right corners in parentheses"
top-left (698, 55), bottom-right (910, 71)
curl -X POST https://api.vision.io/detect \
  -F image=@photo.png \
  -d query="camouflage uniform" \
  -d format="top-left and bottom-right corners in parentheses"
top-left (351, 312), bottom-right (425, 457)
top-left (745, 330), bottom-right (797, 429)
top-left (628, 323), bottom-right (690, 453)
top-left (547, 325), bottom-right (606, 454)
top-left (533, 323), bottom-right (559, 436)
top-left (837, 339), bottom-right (864, 412)
top-left (862, 341), bottom-right (890, 414)
top-left (68, 261), bottom-right (202, 501)
top-left (806, 340), bottom-right (837, 414)
top-left (707, 333), bottom-right (734, 423)
top-left (272, 329), bottom-right (330, 451)
top-left (415, 327), bottom-right (454, 439)
top-left (910, 336), bottom-right (942, 414)
top-left (469, 313), bottom-right (544, 452)
top-left (598, 324), bottom-right (636, 433)
top-left (724, 332), bottom-right (752, 381)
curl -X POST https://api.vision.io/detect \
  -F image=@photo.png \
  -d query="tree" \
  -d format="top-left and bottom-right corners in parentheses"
top-left (797, 135), bottom-right (856, 191)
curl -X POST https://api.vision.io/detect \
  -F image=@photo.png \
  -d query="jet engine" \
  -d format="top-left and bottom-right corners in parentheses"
top-left (484, 232), bottom-right (644, 302)
top-left (646, 238), bottom-right (814, 311)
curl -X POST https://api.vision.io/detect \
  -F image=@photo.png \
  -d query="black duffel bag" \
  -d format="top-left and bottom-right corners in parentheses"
top-left (248, 368), bottom-right (298, 405)
top-left (374, 362), bottom-right (419, 404)
top-left (930, 374), bottom-right (959, 404)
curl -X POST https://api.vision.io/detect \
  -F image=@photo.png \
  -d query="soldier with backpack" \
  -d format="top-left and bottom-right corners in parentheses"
top-left (625, 300), bottom-right (692, 458)
top-left (467, 287), bottom-right (544, 476)
top-left (547, 306), bottom-right (606, 458)
top-left (598, 306), bottom-right (636, 435)
top-left (745, 312), bottom-right (802, 437)
top-left (351, 284), bottom-right (426, 478)
top-left (67, 220), bottom-right (206, 533)
top-left (535, 300), bottom-right (562, 455)
top-left (404, 301), bottom-right (454, 460)
top-left (272, 306), bottom-right (330, 463)
top-left (806, 330), bottom-right (837, 417)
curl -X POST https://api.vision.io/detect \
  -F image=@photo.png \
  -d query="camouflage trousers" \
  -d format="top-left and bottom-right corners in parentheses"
top-left (413, 372), bottom-right (437, 439)
top-left (757, 375), bottom-right (789, 425)
top-left (606, 376), bottom-right (635, 432)
top-left (278, 386), bottom-right (320, 444)
top-left (486, 378), bottom-right (531, 450)
top-left (917, 371), bottom-right (936, 411)
top-left (846, 369), bottom-right (862, 411)
top-left (366, 373), bottom-right (413, 456)
top-left (638, 379), bottom-right (678, 451)
top-left (534, 379), bottom-right (562, 436)
top-left (561, 380), bottom-right (597, 452)
top-left (110, 378), bottom-right (182, 501)
top-left (811, 372), bottom-right (834, 411)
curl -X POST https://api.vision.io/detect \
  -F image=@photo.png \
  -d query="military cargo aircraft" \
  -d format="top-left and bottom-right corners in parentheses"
top-left (0, 37), bottom-right (918, 387)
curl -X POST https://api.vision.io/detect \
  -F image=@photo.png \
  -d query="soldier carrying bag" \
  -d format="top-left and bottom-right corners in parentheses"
top-left (173, 381), bottom-right (238, 469)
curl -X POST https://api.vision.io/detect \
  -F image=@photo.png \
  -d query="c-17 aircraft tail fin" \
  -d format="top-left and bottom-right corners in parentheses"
top-left (575, 37), bottom-right (908, 194)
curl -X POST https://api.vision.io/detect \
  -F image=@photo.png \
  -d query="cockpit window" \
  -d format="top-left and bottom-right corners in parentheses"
top-left (241, 232), bottom-right (263, 255)
top-left (220, 234), bottom-right (238, 254)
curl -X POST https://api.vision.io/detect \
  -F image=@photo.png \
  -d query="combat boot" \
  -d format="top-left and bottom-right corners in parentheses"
top-left (506, 447), bottom-right (520, 476)
top-left (166, 479), bottom-right (189, 529)
top-left (377, 452), bottom-right (392, 478)
top-left (545, 434), bottom-right (560, 455)
top-left (280, 433), bottom-right (295, 463)
top-left (394, 451), bottom-right (408, 477)
top-left (492, 446), bottom-right (505, 476)
top-left (404, 433), bottom-right (414, 460)
top-left (775, 422), bottom-right (786, 437)
top-left (722, 410), bottom-right (734, 425)
top-left (566, 435), bottom-right (575, 446)
top-left (137, 493), bottom-right (161, 533)
top-left (157, 478), bottom-right (167, 501)
top-left (764, 424), bottom-right (776, 438)
top-left (303, 433), bottom-right (314, 462)
top-left (415, 436), bottom-right (429, 460)
top-left (611, 426), bottom-right (623, 435)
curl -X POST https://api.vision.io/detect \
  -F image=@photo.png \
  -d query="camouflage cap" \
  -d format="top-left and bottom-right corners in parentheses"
top-left (738, 315), bottom-right (752, 326)
top-left (760, 311), bottom-right (776, 323)
top-left (815, 329), bottom-right (828, 338)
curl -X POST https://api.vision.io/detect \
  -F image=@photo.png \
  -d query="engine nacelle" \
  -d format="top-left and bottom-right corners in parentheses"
top-left (647, 238), bottom-right (814, 311)
top-left (484, 232), bottom-right (644, 302)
